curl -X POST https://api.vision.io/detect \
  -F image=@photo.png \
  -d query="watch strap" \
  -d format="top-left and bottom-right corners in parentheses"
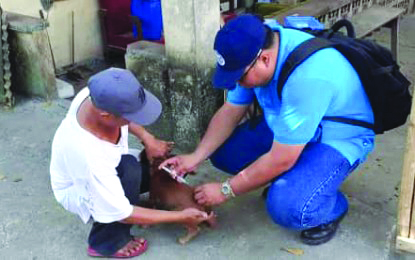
top-left (221, 178), bottom-right (236, 198)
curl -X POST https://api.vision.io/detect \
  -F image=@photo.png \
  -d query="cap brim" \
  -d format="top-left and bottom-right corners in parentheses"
top-left (123, 89), bottom-right (162, 126)
top-left (212, 65), bottom-right (245, 89)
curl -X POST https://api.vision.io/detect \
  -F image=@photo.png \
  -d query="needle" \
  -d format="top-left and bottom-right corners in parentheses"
top-left (161, 166), bottom-right (188, 184)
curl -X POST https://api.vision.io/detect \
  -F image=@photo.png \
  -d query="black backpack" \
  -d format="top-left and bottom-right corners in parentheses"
top-left (276, 19), bottom-right (412, 134)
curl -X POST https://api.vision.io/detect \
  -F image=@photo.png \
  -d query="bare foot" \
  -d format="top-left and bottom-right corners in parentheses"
top-left (115, 237), bottom-right (147, 257)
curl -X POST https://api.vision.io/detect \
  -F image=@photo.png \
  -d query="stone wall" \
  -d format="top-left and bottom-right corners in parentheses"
top-left (126, 41), bottom-right (223, 152)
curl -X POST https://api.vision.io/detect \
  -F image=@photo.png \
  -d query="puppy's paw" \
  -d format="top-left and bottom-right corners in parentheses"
top-left (177, 226), bottom-right (200, 245)
top-left (206, 211), bottom-right (218, 228)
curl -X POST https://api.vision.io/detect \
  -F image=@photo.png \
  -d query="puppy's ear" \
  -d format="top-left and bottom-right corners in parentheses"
top-left (152, 157), bottom-right (167, 169)
top-left (140, 149), bottom-right (150, 165)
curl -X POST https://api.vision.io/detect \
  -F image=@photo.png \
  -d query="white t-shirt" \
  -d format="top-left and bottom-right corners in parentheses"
top-left (50, 88), bottom-right (133, 224)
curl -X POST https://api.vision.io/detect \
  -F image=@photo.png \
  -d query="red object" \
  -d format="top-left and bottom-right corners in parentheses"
top-left (98, 0), bottom-right (163, 55)
top-left (222, 11), bottom-right (237, 24)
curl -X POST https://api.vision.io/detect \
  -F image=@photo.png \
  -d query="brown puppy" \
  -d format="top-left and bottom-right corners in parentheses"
top-left (141, 152), bottom-right (216, 245)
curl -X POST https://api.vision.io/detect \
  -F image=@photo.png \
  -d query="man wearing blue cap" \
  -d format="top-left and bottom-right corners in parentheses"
top-left (160, 14), bottom-right (375, 245)
top-left (50, 68), bottom-right (211, 258)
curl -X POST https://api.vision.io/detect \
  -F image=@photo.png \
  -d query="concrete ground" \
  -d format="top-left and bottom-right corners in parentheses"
top-left (1, 13), bottom-right (415, 260)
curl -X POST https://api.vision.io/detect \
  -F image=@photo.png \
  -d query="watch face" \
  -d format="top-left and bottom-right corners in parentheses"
top-left (222, 183), bottom-right (230, 195)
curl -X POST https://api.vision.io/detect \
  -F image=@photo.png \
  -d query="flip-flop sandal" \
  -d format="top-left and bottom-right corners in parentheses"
top-left (87, 238), bottom-right (148, 258)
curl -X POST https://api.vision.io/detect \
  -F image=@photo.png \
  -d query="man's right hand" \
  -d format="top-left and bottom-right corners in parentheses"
top-left (180, 208), bottom-right (214, 226)
top-left (159, 153), bottom-right (203, 176)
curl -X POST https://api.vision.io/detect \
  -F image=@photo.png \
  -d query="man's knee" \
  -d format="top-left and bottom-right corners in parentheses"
top-left (117, 155), bottom-right (142, 197)
top-left (265, 181), bottom-right (317, 230)
top-left (266, 180), bottom-right (348, 230)
top-left (117, 155), bottom-right (140, 174)
top-left (209, 154), bottom-right (237, 174)
top-left (266, 186), bottom-right (301, 230)
top-left (121, 154), bottom-right (139, 165)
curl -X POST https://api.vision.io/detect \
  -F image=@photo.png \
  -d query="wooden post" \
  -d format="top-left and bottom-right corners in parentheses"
top-left (6, 12), bottom-right (56, 100)
top-left (409, 0), bottom-right (415, 14)
top-left (396, 90), bottom-right (415, 251)
top-left (388, 16), bottom-right (399, 61)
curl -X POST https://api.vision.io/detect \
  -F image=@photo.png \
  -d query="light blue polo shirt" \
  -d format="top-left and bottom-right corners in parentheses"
top-left (226, 24), bottom-right (375, 165)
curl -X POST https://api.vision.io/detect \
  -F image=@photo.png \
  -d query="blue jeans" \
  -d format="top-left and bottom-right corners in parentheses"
top-left (88, 154), bottom-right (150, 255)
top-left (210, 117), bottom-right (358, 230)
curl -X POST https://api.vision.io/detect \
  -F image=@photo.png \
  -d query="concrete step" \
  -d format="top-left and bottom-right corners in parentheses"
top-left (56, 78), bottom-right (74, 99)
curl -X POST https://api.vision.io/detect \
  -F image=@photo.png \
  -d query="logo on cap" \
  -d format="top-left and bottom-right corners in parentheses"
top-left (215, 51), bottom-right (225, 67)
top-left (138, 86), bottom-right (146, 104)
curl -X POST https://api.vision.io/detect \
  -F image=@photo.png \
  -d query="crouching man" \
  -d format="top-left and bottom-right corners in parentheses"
top-left (50, 68), bottom-right (210, 258)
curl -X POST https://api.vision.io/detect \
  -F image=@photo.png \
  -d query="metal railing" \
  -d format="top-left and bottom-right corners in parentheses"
top-left (317, 0), bottom-right (414, 28)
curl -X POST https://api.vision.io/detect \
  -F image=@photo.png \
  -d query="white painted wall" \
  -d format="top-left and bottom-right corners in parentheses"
top-left (2, 0), bottom-right (103, 68)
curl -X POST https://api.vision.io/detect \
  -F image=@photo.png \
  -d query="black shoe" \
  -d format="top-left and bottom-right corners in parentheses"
top-left (300, 211), bottom-right (347, 246)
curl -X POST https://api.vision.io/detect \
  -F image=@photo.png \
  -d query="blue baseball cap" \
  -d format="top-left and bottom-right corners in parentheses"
top-left (88, 68), bottom-right (162, 125)
top-left (213, 14), bottom-right (266, 89)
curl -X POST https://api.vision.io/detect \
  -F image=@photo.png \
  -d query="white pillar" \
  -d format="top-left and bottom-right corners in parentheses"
top-left (161, 0), bottom-right (221, 71)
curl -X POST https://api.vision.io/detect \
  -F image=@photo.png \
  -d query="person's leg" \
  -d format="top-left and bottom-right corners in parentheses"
top-left (209, 116), bottom-right (274, 174)
top-left (88, 154), bottom-right (149, 256)
top-left (265, 142), bottom-right (358, 244)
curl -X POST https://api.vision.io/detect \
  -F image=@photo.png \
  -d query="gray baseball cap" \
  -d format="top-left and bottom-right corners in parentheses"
top-left (88, 68), bottom-right (162, 125)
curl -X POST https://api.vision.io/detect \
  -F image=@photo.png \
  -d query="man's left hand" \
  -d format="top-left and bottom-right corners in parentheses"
top-left (194, 182), bottom-right (227, 206)
top-left (144, 136), bottom-right (174, 161)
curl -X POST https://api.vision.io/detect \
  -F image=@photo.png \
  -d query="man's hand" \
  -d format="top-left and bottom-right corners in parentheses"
top-left (158, 153), bottom-right (202, 176)
top-left (128, 123), bottom-right (174, 161)
top-left (179, 208), bottom-right (214, 226)
top-left (194, 182), bottom-right (227, 206)
top-left (143, 136), bottom-right (174, 162)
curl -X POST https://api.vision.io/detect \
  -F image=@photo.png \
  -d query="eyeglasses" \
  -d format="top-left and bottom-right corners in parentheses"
top-left (239, 49), bottom-right (263, 82)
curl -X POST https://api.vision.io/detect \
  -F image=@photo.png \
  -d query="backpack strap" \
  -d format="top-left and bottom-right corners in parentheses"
top-left (330, 19), bottom-right (356, 38)
top-left (322, 116), bottom-right (374, 130)
top-left (277, 37), bottom-right (335, 100)
top-left (277, 37), bottom-right (375, 131)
